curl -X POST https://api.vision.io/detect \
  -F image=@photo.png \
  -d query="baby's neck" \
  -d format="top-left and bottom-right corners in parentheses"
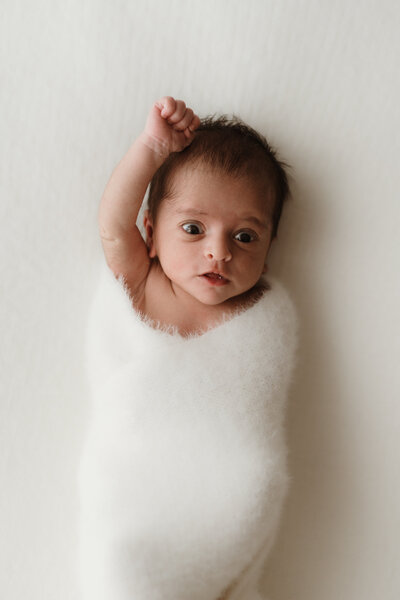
top-left (132, 262), bottom-right (267, 337)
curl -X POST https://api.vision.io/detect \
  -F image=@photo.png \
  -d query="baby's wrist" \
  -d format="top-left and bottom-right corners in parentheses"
top-left (138, 132), bottom-right (171, 162)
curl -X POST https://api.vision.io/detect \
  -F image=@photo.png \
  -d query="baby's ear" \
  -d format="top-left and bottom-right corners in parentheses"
top-left (143, 210), bottom-right (156, 258)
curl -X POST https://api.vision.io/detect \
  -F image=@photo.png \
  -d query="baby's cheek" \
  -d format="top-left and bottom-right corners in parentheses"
top-left (161, 247), bottom-right (190, 279)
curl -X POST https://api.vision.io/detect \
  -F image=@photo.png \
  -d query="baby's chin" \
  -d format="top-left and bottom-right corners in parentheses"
top-left (191, 285), bottom-right (260, 308)
top-left (181, 287), bottom-right (234, 308)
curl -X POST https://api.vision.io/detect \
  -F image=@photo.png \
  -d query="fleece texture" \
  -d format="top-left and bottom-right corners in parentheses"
top-left (77, 265), bottom-right (298, 600)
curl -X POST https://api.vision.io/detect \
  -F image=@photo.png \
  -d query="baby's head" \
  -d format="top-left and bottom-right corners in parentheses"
top-left (144, 116), bottom-right (290, 305)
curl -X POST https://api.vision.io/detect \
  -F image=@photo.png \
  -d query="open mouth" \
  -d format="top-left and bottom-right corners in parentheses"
top-left (204, 272), bottom-right (225, 280)
top-left (201, 272), bottom-right (229, 285)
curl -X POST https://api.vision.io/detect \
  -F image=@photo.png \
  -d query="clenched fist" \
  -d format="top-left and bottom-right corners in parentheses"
top-left (142, 96), bottom-right (201, 156)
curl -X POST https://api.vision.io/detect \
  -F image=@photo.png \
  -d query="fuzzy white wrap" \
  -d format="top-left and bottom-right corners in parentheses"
top-left (78, 265), bottom-right (298, 600)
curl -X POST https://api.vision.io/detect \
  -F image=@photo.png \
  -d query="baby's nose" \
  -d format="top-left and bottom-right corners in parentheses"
top-left (205, 237), bottom-right (232, 262)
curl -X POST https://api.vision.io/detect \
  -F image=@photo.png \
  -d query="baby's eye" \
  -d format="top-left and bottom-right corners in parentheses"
top-left (182, 223), bottom-right (203, 235)
top-left (234, 231), bottom-right (257, 243)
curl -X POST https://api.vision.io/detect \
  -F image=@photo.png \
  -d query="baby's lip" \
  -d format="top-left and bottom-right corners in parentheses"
top-left (201, 271), bottom-right (230, 281)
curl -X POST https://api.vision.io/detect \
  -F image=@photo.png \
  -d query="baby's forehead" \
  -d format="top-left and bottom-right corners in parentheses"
top-left (167, 163), bottom-right (273, 213)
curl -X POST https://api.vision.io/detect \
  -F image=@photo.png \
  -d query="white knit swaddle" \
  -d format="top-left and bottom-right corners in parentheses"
top-left (77, 264), bottom-right (298, 600)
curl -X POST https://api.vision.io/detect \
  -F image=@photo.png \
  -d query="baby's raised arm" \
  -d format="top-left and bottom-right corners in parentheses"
top-left (98, 97), bottom-right (200, 292)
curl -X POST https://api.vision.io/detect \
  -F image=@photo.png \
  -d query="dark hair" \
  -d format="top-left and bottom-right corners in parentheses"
top-left (147, 115), bottom-right (290, 238)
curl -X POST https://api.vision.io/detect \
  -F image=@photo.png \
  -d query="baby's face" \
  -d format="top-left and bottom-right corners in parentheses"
top-left (147, 165), bottom-right (273, 306)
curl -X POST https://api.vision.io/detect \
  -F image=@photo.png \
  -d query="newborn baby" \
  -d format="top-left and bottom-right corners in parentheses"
top-left (78, 97), bottom-right (298, 600)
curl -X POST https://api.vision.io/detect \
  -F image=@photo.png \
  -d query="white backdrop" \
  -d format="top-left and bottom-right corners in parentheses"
top-left (1, 1), bottom-right (399, 598)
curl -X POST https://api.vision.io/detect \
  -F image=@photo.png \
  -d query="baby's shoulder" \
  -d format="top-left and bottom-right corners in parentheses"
top-left (128, 259), bottom-right (165, 309)
top-left (131, 260), bottom-right (186, 329)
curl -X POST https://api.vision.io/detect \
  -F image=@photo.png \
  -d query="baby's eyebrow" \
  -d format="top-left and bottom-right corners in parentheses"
top-left (175, 207), bottom-right (208, 216)
top-left (238, 214), bottom-right (269, 229)
top-left (174, 207), bottom-right (268, 229)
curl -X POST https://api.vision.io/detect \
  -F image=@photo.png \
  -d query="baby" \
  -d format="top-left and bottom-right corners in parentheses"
top-left (98, 96), bottom-right (289, 335)
top-left (79, 97), bottom-right (297, 600)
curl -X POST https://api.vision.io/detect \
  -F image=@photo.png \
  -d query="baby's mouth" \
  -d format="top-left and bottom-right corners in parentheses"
top-left (201, 272), bottom-right (229, 283)
top-left (205, 272), bottom-right (224, 278)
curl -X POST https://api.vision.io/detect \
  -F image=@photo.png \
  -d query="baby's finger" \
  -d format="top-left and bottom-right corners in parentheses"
top-left (166, 100), bottom-right (187, 125)
top-left (172, 108), bottom-right (194, 132)
top-left (188, 114), bottom-right (201, 132)
top-left (155, 96), bottom-right (176, 120)
top-left (183, 127), bottom-right (196, 141)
